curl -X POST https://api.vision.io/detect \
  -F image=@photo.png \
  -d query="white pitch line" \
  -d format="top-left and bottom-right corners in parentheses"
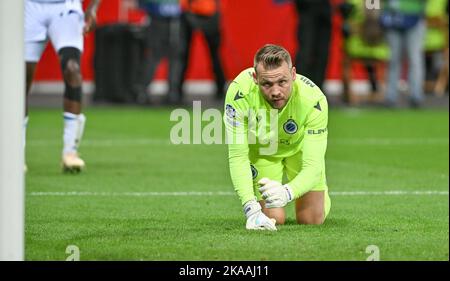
top-left (27, 138), bottom-right (172, 147)
top-left (28, 191), bottom-right (235, 196)
top-left (330, 190), bottom-right (449, 196)
top-left (26, 137), bottom-right (449, 147)
top-left (28, 190), bottom-right (449, 197)
top-left (330, 138), bottom-right (449, 146)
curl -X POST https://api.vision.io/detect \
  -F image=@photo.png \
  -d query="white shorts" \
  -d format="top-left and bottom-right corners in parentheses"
top-left (25, 0), bottom-right (85, 62)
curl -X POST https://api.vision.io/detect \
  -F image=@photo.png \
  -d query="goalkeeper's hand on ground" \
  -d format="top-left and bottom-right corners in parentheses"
top-left (258, 178), bottom-right (294, 208)
top-left (243, 199), bottom-right (277, 231)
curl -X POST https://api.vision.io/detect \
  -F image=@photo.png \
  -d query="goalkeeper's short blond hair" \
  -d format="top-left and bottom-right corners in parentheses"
top-left (253, 44), bottom-right (293, 73)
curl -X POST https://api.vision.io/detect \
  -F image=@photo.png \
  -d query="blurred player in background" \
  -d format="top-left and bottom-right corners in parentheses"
top-left (339, 0), bottom-right (389, 105)
top-left (24, 0), bottom-right (101, 172)
top-left (381, 0), bottom-right (427, 108)
top-left (177, 0), bottom-right (226, 101)
top-left (224, 44), bottom-right (331, 231)
top-left (137, 0), bottom-right (183, 105)
top-left (423, 0), bottom-right (449, 96)
top-left (294, 0), bottom-right (332, 90)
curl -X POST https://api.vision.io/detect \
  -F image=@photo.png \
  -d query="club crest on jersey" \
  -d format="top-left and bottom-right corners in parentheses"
top-left (250, 164), bottom-right (258, 179)
top-left (283, 119), bottom-right (298, 134)
top-left (225, 104), bottom-right (236, 119)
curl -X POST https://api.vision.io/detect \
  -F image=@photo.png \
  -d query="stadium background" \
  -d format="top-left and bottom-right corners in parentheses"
top-left (32, 0), bottom-right (373, 90)
top-left (23, 0), bottom-right (449, 261)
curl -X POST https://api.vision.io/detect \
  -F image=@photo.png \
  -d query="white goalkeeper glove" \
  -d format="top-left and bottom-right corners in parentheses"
top-left (243, 199), bottom-right (277, 231)
top-left (258, 178), bottom-right (294, 208)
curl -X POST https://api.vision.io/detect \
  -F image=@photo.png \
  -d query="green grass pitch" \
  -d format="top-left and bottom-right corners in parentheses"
top-left (25, 106), bottom-right (449, 260)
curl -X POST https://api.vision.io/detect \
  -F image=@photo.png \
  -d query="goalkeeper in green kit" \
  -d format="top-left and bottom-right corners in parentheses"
top-left (224, 44), bottom-right (331, 231)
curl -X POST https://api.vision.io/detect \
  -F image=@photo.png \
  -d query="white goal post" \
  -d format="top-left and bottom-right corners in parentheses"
top-left (0, 0), bottom-right (25, 261)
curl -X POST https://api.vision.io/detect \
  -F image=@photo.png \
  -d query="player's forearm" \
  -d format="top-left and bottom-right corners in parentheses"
top-left (289, 164), bottom-right (323, 198)
top-left (228, 144), bottom-right (255, 205)
top-left (288, 138), bottom-right (327, 198)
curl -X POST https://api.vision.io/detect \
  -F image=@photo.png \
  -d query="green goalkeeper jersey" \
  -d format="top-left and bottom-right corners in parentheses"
top-left (224, 68), bottom-right (329, 205)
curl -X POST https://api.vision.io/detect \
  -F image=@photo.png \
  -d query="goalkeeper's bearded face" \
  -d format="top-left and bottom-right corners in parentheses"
top-left (253, 61), bottom-right (296, 110)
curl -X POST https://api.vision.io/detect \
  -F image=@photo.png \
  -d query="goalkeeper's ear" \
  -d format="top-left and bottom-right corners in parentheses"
top-left (252, 70), bottom-right (258, 84)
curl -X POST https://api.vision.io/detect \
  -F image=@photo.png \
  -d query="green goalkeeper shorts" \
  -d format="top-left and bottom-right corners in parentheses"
top-left (249, 150), bottom-right (331, 219)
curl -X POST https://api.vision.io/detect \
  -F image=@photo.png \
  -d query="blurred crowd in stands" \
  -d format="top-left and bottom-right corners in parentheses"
top-left (97, 0), bottom-right (449, 108)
